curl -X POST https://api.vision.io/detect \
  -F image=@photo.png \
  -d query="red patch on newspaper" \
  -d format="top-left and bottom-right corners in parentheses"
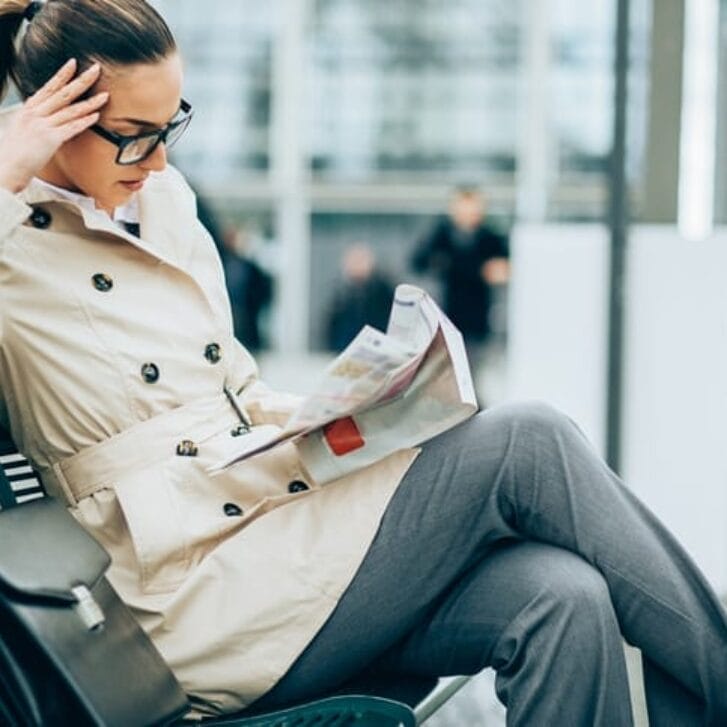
top-left (324, 417), bottom-right (365, 456)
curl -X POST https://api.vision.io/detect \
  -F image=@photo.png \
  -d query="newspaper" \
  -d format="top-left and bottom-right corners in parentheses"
top-left (210, 284), bottom-right (478, 483)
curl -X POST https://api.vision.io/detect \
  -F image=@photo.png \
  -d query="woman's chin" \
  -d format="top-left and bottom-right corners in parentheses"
top-left (108, 186), bottom-right (136, 208)
top-left (91, 192), bottom-right (126, 215)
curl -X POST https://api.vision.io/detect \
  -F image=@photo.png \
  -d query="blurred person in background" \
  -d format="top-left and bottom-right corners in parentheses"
top-left (193, 186), bottom-right (227, 261)
top-left (411, 186), bottom-right (509, 383)
top-left (224, 226), bottom-right (273, 352)
top-left (0, 2), bottom-right (725, 725)
top-left (183, 185), bottom-right (274, 352)
top-left (325, 243), bottom-right (395, 352)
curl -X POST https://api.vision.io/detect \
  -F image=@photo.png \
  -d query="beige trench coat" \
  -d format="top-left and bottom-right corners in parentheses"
top-left (0, 162), bottom-right (418, 715)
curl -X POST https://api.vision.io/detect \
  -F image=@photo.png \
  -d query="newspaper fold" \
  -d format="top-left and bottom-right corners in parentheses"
top-left (210, 284), bottom-right (478, 484)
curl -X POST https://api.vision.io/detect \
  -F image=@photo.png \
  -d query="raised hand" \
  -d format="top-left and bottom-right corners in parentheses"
top-left (0, 59), bottom-right (109, 194)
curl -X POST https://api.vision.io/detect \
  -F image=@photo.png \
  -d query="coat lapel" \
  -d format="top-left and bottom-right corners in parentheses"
top-left (19, 177), bottom-right (183, 271)
top-left (137, 174), bottom-right (198, 271)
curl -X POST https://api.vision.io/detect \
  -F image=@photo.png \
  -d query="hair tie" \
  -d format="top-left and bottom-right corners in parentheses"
top-left (23, 1), bottom-right (43, 22)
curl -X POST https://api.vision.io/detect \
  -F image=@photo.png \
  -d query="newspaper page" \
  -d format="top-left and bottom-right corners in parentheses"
top-left (210, 284), bottom-right (478, 481)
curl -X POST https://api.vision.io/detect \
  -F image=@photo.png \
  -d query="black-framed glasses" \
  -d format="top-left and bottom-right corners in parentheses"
top-left (90, 99), bottom-right (193, 165)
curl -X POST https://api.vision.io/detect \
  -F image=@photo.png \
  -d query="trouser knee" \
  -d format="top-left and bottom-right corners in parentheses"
top-left (492, 559), bottom-right (620, 673)
top-left (488, 400), bottom-right (578, 443)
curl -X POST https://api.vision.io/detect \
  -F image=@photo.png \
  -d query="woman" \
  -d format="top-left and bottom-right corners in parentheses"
top-left (0, 1), bottom-right (724, 724)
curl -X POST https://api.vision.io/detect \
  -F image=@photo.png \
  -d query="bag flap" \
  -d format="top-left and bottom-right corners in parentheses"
top-left (0, 498), bottom-right (111, 603)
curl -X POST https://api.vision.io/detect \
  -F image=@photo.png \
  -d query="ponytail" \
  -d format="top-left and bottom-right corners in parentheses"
top-left (1, 0), bottom-right (176, 103)
top-left (0, 1), bottom-right (29, 101)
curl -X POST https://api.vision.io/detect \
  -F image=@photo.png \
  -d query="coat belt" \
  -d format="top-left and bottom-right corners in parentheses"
top-left (40, 390), bottom-right (249, 506)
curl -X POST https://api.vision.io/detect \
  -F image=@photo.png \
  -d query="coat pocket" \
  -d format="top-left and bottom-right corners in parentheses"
top-left (113, 461), bottom-right (191, 594)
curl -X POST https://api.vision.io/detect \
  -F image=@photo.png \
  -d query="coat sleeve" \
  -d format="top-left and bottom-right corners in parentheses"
top-left (229, 339), bottom-right (304, 427)
top-left (479, 226), bottom-right (509, 260)
top-left (242, 378), bottom-right (305, 428)
top-left (492, 229), bottom-right (509, 258)
top-left (410, 219), bottom-right (451, 274)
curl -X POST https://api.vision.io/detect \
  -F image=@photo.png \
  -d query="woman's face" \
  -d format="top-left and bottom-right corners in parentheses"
top-left (40, 52), bottom-right (184, 214)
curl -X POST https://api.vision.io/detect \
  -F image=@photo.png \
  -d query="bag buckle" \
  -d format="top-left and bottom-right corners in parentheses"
top-left (71, 584), bottom-right (106, 631)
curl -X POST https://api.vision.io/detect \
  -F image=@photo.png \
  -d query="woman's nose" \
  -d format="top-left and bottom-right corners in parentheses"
top-left (140, 142), bottom-right (167, 172)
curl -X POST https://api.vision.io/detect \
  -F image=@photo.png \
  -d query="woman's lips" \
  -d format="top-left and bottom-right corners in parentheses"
top-left (120, 179), bottom-right (146, 191)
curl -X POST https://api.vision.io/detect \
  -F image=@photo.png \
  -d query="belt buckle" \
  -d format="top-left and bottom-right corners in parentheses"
top-left (223, 386), bottom-right (251, 434)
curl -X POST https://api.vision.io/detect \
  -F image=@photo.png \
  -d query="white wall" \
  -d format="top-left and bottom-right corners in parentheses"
top-left (623, 226), bottom-right (727, 596)
top-left (507, 224), bottom-right (727, 595)
top-left (507, 224), bottom-right (610, 452)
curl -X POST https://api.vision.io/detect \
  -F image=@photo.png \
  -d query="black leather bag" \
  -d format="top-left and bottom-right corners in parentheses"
top-left (0, 476), bottom-right (190, 726)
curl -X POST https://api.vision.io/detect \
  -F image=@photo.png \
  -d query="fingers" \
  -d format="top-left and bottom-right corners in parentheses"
top-left (25, 58), bottom-right (77, 108)
top-left (56, 112), bottom-right (102, 143)
top-left (34, 62), bottom-right (102, 116)
top-left (49, 91), bottom-right (109, 127)
top-left (0, 60), bottom-right (107, 192)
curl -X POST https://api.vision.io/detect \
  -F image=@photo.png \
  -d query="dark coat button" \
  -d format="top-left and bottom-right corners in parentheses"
top-left (223, 502), bottom-right (243, 517)
top-left (140, 362), bottom-right (160, 383)
top-left (176, 440), bottom-right (198, 457)
top-left (288, 480), bottom-right (309, 494)
top-left (30, 207), bottom-right (51, 229)
top-left (204, 343), bottom-right (222, 364)
top-left (92, 273), bottom-right (114, 292)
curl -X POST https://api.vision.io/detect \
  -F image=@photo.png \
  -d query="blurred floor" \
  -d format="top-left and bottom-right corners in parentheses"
top-left (423, 673), bottom-right (505, 727)
top-left (256, 350), bottom-right (337, 396)
top-left (422, 647), bottom-right (646, 727)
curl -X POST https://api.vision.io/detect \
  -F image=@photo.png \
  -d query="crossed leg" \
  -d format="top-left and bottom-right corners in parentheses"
top-left (254, 403), bottom-right (727, 725)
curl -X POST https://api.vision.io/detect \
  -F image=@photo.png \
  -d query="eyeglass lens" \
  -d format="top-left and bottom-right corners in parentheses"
top-left (118, 115), bottom-right (192, 164)
top-left (119, 136), bottom-right (158, 164)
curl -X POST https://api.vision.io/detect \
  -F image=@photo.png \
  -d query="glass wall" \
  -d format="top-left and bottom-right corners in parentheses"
top-left (152, 0), bottom-right (277, 185)
top-left (1, 0), bottom-right (655, 351)
top-left (308, 0), bottom-right (521, 183)
top-left (152, 0), bottom-right (638, 220)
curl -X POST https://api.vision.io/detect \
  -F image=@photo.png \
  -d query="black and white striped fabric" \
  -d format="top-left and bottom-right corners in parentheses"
top-left (0, 433), bottom-right (45, 508)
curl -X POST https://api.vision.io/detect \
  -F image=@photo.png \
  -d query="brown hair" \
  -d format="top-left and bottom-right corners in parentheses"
top-left (0, 0), bottom-right (176, 101)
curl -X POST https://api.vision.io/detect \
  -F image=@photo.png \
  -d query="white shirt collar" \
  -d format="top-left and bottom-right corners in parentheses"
top-left (32, 177), bottom-right (140, 227)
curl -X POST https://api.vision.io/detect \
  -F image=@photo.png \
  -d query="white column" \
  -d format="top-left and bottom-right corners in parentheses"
top-left (270, 0), bottom-right (311, 352)
top-left (678, 0), bottom-right (720, 240)
top-left (515, 0), bottom-right (551, 222)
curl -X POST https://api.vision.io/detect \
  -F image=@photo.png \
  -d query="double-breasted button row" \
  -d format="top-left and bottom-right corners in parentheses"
top-left (91, 269), bottom-right (219, 381)
top-left (136, 347), bottom-right (220, 385)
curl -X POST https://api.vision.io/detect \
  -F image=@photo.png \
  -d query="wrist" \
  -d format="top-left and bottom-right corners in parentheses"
top-left (0, 171), bottom-right (28, 195)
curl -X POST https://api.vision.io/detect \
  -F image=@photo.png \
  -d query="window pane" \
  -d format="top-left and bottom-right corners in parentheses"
top-left (151, 0), bottom-right (276, 183)
top-left (548, 0), bottom-right (651, 220)
top-left (308, 0), bottom-right (522, 182)
top-left (551, 1), bottom-right (615, 183)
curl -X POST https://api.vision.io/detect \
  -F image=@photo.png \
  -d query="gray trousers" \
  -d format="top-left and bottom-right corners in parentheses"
top-left (255, 402), bottom-right (727, 726)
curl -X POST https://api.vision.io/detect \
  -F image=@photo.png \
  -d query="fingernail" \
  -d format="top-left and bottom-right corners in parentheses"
top-left (65, 58), bottom-right (76, 68)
